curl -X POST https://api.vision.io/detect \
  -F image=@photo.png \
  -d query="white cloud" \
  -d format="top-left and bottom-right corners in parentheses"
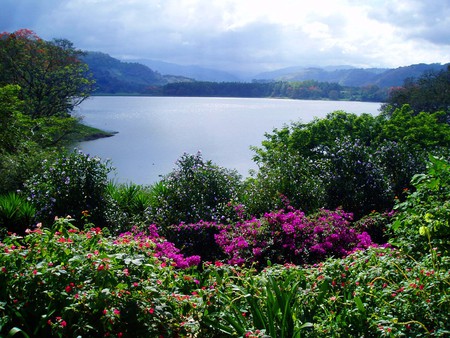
top-left (1, 0), bottom-right (449, 74)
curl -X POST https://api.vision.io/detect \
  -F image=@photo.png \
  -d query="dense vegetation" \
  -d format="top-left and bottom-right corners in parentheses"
top-left (1, 29), bottom-right (450, 337)
top-left (143, 80), bottom-right (386, 102)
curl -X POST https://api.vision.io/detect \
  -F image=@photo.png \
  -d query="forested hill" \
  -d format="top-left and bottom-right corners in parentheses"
top-left (81, 52), bottom-right (193, 94)
top-left (82, 51), bottom-right (448, 101)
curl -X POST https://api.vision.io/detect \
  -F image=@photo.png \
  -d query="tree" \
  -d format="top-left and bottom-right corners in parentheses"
top-left (382, 65), bottom-right (450, 116)
top-left (0, 29), bottom-right (95, 118)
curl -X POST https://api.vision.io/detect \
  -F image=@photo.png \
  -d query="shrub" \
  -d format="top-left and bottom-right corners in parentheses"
top-left (204, 247), bottom-right (450, 337)
top-left (148, 152), bottom-right (242, 231)
top-left (0, 217), bottom-right (202, 337)
top-left (390, 155), bottom-right (450, 257)
top-left (322, 136), bottom-right (393, 218)
top-left (214, 207), bottom-right (375, 266)
top-left (22, 150), bottom-right (112, 228)
top-left (167, 206), bottom-right (376, 267)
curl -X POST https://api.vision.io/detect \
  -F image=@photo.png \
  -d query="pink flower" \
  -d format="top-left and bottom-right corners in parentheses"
top-left (113, 309), bottom-right (120, 316)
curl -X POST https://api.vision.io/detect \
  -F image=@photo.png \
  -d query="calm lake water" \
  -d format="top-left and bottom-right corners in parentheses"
top-left (76, 96), bottom-right (381, 185)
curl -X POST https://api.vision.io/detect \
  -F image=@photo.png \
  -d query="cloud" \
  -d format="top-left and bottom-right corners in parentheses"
top-left (1, 0), bottom-right (449, 74)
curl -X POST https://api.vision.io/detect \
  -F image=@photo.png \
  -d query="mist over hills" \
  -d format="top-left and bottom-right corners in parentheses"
top-left (82, 51), bottom-right (448, 95)
top-left (133, 59), bottom-right (240, 82)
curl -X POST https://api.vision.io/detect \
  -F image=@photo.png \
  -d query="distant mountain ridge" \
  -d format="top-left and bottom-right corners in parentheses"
top-left (252, 63), bottom-right (448, 87)
top-left (82, 51), bottom-right (449, 94)
top-left (132, 58), bottom-right (240, 82)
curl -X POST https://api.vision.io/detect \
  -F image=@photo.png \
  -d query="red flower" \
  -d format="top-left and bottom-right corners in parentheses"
top-left (65, 285), bottom-right (72, 293)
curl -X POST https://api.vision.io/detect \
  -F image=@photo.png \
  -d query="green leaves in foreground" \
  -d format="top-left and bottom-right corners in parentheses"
top-left (204, 269), bottom-right (312, 337)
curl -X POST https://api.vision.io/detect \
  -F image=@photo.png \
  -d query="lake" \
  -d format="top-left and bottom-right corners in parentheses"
top-left (75, 96), bottom-right (381, 185)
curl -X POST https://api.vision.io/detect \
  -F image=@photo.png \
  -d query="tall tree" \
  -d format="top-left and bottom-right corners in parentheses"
top-left (0, 29), bottom-right (95, 118)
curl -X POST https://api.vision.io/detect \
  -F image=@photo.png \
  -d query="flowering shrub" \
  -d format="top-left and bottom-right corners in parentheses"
top-left (22, 150), bottom-right (112, 228)
top-left (204, 247), bottom-right (450, 337)
top-left (168, 220), bottom-right (226, 263)
top-left (214, 207), bottom-right (375, 266)
top-left (1, 217), bottom-right (450, 337)
top-left (0, 217), bottom-right (203, 337)
top-left (148, 152), bottom-right (242, 230)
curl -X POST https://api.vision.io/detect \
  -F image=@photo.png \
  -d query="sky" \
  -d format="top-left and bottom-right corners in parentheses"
top-left (1, 0), bottom-right (449, 75)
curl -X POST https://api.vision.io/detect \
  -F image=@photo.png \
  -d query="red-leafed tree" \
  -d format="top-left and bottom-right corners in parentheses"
top-left (0, 29), bottom-right (95, 118)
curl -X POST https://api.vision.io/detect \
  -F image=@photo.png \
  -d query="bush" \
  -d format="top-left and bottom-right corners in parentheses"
top-left (148, 152), bottom-right (242, 231)
top-left (204, 247), bottom-right (450, 337)
top-left (214, 207), bottom-right (374, 266)
top-left (167, 206), bottom-right (376, 267)
top-left (0, 217), bottom-right (202, 337)
top-left (390, 155), bottom-right (450, 257)
top-left (22, 150), bottom-right (112, 228)
top-left (1, 218), bottom-right (449, 337)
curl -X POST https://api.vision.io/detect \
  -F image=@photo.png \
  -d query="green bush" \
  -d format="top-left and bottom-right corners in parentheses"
top-left (22, 150), bottom-right (112, 228)
top-left (250, 107), bottom-right (450, 219)
top-left (390, 155), bottom-right (450, 257)
top-left (148, 152), bottom-right (242, 231)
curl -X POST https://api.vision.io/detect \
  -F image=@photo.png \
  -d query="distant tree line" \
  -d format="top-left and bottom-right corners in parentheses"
top-left (142, 80), bottom-right (388, 102)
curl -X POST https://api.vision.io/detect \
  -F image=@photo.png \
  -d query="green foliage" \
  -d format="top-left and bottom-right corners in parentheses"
top-left (0, 217), bottom-right (211, 337)
top-left (203, 247), bottom-right (450, 337)
top-left (379, 104), bottom-right (450, 149)
top-left (250, 107), bottom-right (450, 218)
top-left (390, 155), bottom-right (450, 257)
top-left (22, 150), bottom-right (112, 228)
top-left (0, 29), bottom-right (95, 118)
top-left (149, 152), bottom-right (242, 230)
top-left (1, 218), bottom-right (450, 337)
top-left (157, 80), bottom-right (388, 101)
top-left (205, 271), bottom-right (312, 337)
top-left (105, 182), bottom-right (154, 233)
top-left (0, 192), bottom-right (35, 235)
top-left (383, 65), bottom-right (450, 116)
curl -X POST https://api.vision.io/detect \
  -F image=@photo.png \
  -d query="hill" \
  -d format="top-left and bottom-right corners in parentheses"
top-left (252, 63), bottom-right (449, 88)
top-left (81, 52), bottom-right (193, 94)
top-left (82, 51), bottom-right (448, 95)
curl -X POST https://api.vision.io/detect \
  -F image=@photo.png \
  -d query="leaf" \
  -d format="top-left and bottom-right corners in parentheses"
top-left (354, 296), bottom-right (366, 314)
top-left (7, 327), bottom-right (30, 338)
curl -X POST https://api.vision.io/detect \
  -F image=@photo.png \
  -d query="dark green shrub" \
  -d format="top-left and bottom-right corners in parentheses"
top-left (22, 150), bottom-right (112, 227)
top-left (390, 155), bottom-right (450, 257)
top-left (148, 152), bottom-right (242, 231)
